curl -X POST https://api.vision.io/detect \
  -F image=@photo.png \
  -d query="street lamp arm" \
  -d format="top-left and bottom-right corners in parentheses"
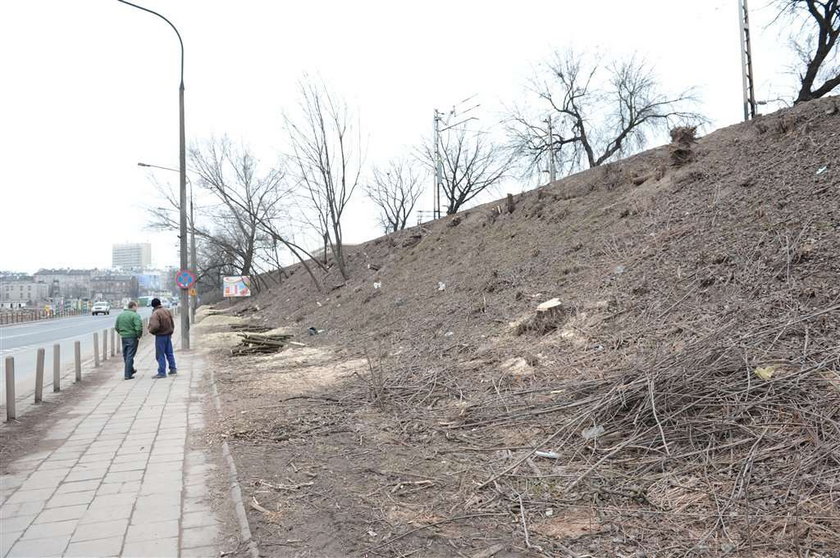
top-left (116, 0), bottom-right (184, 88)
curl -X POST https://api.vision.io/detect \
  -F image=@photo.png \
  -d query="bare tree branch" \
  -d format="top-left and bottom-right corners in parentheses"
top-left (775, 0), bottom-right (840, 101)
top-left (285, 78), bottom-right (362, 280)
top-left (507, 50), bottom-right (704, 178)
top-left (366, 159), bottom-right (424, 233)
top-left (422, 126), bottom-right (509, 215)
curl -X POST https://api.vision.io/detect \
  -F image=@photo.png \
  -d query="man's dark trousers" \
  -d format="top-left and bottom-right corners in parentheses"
top-left (121, 337), bottom-right (139, 379)
top-left (154, 334), bottom-right (176, 375)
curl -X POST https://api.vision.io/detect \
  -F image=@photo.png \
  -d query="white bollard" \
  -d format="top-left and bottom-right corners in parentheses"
top-left (93, 333), bottom-right (100, 367)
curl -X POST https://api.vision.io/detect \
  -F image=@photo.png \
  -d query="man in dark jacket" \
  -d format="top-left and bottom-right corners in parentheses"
top-left (148, 298), bottom-right (177, 378)
top-left (114, 300), bottom-right (143, 380)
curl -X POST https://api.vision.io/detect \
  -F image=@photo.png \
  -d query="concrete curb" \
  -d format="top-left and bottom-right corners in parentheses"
top-left (208, 357), bottom-right (260, 558)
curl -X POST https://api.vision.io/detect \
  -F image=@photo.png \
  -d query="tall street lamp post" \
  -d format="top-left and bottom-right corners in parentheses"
top-left (118, 0), bottom-right (189, 349)
top-left (138, 162), bottom-right (197, 324)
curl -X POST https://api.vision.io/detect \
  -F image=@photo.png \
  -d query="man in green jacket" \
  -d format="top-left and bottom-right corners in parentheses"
top-left (114, 301), bottom-right (143, 380)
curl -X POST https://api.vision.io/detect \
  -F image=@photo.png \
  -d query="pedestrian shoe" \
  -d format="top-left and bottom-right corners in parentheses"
top-left (168, 369), bottom-right (177, 376)
top-left (152, 374), bottom-right (167, 379)
top-left (124, 376), bottom-right (135, 380)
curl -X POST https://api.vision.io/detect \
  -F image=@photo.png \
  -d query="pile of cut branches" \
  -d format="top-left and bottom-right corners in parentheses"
top-left (230, 331), bottom-right (292, 356)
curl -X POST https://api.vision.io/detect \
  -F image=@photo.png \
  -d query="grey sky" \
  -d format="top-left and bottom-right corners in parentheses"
top-left (0, 1), bottom-right (797, 273)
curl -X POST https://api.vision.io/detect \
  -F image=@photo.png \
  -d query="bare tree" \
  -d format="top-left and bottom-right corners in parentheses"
top-left (146, 137), bottom-right (291, 295)
top-left (423, 126), bottom-right (508, 215)
top-left (775, 0), bottom-right (840, 102)
top-left (189, 137), bottom-right (286, 281)
top-left (285, 78), bottom-right (362, 280)
top-left (366, 160), bottom-right (424, 233)
top-left (507, 50), bottom-right (702, 178)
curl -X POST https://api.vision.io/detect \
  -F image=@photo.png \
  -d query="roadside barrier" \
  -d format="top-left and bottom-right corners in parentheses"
top-left (0, 308), bottom-right (86, 325)
top-left (3, 312), bottom-right (188, 422)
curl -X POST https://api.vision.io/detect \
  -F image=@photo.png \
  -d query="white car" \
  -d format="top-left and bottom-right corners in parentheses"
top-left (91, 301), bottom-right (111, 316)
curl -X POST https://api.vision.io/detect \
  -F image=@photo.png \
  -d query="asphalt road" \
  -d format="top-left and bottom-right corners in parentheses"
top-left (0, 308), bottom-right (153, 408)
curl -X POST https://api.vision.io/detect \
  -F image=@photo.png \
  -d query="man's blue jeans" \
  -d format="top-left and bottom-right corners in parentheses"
top-left (121, 337), bottom-right (139, 379)
top-left (154, 335), bottom-right (177, 375)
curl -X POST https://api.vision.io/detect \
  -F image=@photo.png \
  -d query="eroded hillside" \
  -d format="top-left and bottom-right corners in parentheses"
top-left (199, 97), bottom-right (840, 557)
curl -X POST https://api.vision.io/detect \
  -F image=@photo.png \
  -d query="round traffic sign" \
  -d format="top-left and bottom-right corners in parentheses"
top-left (176, 269), bottom-right (196, 289)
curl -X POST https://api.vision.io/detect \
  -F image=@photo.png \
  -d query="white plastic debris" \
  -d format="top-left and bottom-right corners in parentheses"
top-left (534, 450), bottom-right (560, 459)
top-left (582, 425), bottom-right (606, 440)
top-left (437, 281), bottom-right (446, 291)
top-left (444, 331), bottom-right (454, 337)
top-left (816, 165), bottom-right (828, 175)
top-left (536, 298), bottom-right (562, 312)
top-left (373, 281), bottom-right (382, 289)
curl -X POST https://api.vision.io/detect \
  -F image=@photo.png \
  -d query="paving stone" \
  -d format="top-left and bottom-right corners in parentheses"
top-left (36, 459), bottom-right (78, 472)
top-left (6, 534), bottom-right (70, 557)
top-left (0, 530), bottom-right (22, 556)
top-left (95, 480), bottom-right (141, 496)
top-left (138, 479), bottom-right (182, 496)
top-left (101, 470), bottom-right (144, 484)
top-left (63, 467), bottom-right (107, 483)
top-left (181, 524), bottom-right (219, 549)
top-left (70, 518), bottom-right (128, 542)
top-left (180, 545), bottom-right (218, 557)
top-left (181, 510), bottom-right (219, 529)
top-left (63, 535), bottom-right (124, 557)
top-left (1, 514), bottom-right (38, 532)
top-left (78, 502), bottom-right (134, 523)
top-left (33, 504), bottom-right (87, 524)
top-left (0, 500), bottom-right (44, 518)
top-left (88, 492), bottom-right (137, 510)
top-left (122, 536), bottom-right (179, 558)
top-left (5, 488), bottom-right (55, 504)
top-left (124, 518), bottom-right (179, 542)
top-left (107, 461), bottom-right (146, 473)
top-left (185, 482), bottom-right (208, 499)
top-left (130, 500), bottom-right (181, 522)
top-left (54, 479), bottom-right (101, 495)
top-left (182, 496), bottom-right (211, 514)
top-left (45, 489), bottom-right (96, 508)
top-left (19, 472), bottom-right (66, 491)
top-left (20, 518), bottom-right (79, 539)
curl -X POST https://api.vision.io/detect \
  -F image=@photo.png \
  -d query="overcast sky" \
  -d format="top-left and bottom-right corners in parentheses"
top-left (0, 0), bottom-right (799, 274)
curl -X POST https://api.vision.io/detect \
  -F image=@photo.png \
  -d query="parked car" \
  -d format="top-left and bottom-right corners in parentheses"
top-left (91, 301), bottom-right (111, 316)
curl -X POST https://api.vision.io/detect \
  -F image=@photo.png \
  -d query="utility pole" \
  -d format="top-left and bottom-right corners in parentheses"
top-left (433, 109), bottom-right (443, 220)
top-left (546, 115), bottom-right (556, 183)
top-left (738, 0), bottom-right (757, 120)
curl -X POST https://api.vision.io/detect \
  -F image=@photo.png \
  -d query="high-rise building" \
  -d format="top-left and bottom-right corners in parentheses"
top-left (112, 243), bottom-right (152, 270)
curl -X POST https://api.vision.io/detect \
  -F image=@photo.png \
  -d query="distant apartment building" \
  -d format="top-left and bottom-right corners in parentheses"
top-left (0, 276), bottom-right (50, 308)
top-left (112, 243), bottom-right (151, 270)
top-left (90, 273), bottom-right (139, 304)
top-left (33, 269), bottom-right (94, 299)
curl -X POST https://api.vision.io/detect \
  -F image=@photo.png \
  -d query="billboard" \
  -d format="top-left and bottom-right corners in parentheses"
top-left (223, 276), bottom-right (251, 297)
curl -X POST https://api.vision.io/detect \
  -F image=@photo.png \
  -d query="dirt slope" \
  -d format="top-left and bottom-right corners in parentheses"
top-left (203, 97), bottom-right (840, 557)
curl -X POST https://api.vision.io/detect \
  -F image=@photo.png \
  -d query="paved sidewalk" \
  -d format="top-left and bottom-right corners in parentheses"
top-left (0, 338), bottom-right (221, 557)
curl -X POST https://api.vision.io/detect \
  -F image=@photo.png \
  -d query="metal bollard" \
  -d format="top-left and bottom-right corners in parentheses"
top-left (75, 341), bottom-right (82, 382)
top-left (93, 333), bottom-right (100, 367)
top-left (111, 330), bottom-right (116, 357)
top-left (5, 357), bottom-right (16, 421)
top-left (53, 344), bottom-right (61, 393)
top-left (35, 348), bottom-right (45, 403)
top-left (102, 329), bottom-right (108, 361)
